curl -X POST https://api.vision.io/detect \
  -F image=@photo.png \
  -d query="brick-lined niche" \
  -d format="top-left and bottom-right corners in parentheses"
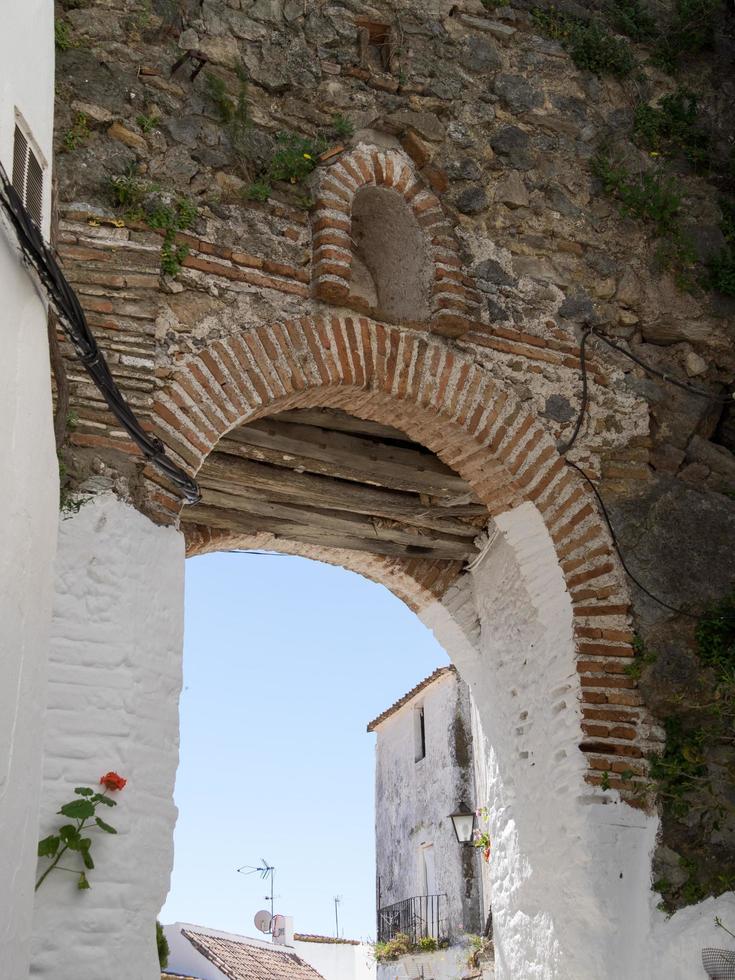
top-left (311, 147), bottom-right (483, 337)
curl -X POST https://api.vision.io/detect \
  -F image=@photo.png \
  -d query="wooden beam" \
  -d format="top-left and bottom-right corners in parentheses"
top-left (198, 455), bottom-right (488, 532)
top-left (274, 407), bottom-right (408, 442)
top-left (182, 504), bottom-right (475, 561)
top-left (193, 487), bottom-right (478, 555)
top-left (218, 418), bottom-right (475, 499)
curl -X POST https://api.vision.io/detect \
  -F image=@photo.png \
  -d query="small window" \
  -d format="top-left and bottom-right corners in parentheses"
top-left (414, 705), bottom-right (426, 762)
top-left (12, 123), bottom-right (44, 226)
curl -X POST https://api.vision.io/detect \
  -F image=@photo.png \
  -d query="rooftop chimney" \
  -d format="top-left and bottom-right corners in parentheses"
top-left (271, 914), bottom-right (294, 947)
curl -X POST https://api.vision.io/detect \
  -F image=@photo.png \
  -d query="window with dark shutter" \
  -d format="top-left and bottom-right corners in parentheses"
top-left (11, 123), bottom-right (44, 226)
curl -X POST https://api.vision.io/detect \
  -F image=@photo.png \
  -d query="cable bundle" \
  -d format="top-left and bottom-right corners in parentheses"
top-left (0, 160), bottom-right (200, 504)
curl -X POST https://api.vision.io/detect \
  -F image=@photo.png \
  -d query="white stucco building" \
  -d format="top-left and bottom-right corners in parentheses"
top-left (0, 3), bottom-right (57, 978)
top-left (163, 920), bottom-right (375, 980)
top-left (368, 667), bottom-right (493, 979)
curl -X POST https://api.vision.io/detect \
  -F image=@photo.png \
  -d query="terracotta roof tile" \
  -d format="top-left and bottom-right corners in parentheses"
top-left (366, 666), bottom-right (455, 732)
top-left (182, 929), bottom-right (326, 980)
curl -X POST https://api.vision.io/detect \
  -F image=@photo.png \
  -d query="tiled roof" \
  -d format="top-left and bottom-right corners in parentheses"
top-left (294, 933), bottom-right (360, 946)
top-left (366, 665), bottom-right (456, 732)
top-left (182, 929), bottom-right (326, 980)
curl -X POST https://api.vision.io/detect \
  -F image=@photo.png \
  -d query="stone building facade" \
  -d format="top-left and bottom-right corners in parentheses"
top-left (0, 0), bottom-right (733, 976)
top-left (369, 667), bottom-right (492, 980)
top-left (369, 668), bottom-right (486, 945)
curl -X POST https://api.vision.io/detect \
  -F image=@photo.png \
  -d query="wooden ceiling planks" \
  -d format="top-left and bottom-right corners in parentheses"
top-left (182, 408), bottom-right (488, 562)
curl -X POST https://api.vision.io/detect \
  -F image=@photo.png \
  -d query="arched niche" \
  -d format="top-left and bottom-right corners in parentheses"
top-left (349, 185), bottom-right (432, 324)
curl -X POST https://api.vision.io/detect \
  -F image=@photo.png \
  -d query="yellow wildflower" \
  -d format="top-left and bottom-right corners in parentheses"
top-left (303, 153), bottom-right (312, 160)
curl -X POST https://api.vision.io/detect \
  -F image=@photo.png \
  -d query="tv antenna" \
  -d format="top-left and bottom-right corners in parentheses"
top-left (334, 895), bottom-right (342, 939)
top-left (237, 859), bottom-right (276, 917)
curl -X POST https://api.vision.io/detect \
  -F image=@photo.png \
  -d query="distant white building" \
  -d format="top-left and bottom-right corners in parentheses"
top-left (163, 920), bottom-right (375, 980)
top-left (368, 667), bottom-right (494, 980)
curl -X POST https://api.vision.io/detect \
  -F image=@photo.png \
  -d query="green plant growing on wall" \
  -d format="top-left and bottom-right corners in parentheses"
top-left (649, 591), bottom-right (735, 912)
top-left (624, 636), bottom-right (659, 680)
top-left (331, 114), bottom-right (354, 140)
top-left (63, 112), bottom-right (90, 152)
top-left (205, 66), bottom-right (250, 159)
top-left (136, 113), bottom-right (158, 134)
top-left (157, 921), bottom-right (170, 968)
top-left (531, 9), bottom-right (636, 77)
top-left (653, 0), bottom-right (724, 71)
top-left (109, 166), bottom-right (149, 214)
top-left (606, 0), bottom-right (656, 41)
top-left (54, 19), bottom-right (76, 51)
top-left (373, 933), bottom-right (448, 962)
top-left (707, 198), bottom-right (735, 297)
top-left (245, 131), bottom-right (328, 204)
top-left (466, 933), bottom-right (494, 968)
top-left (633, 90), bottom-right (710, 169)
top-left (591, 149), bottom-right (696, 278)
top-left (147, 197), bottom-right (197, 277)
top-left (109, 168), bottom-right (197, 276)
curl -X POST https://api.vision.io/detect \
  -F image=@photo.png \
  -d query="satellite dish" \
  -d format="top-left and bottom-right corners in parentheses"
top-left (254, 910), bottom-right (273, 934)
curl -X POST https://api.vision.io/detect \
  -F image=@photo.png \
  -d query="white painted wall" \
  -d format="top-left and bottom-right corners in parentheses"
top-left (294, 937), bottom-right (376, 980)
top-left (0, 4), bottom-right (56, 977)
top-left (31, 495), bottom-right (185, 980)
top-left (376, 943), bottom-right (494, 980)
top-left (372, 671), bottom-right (484, 942)
top-left (422, 502), bottom-right (735, 979)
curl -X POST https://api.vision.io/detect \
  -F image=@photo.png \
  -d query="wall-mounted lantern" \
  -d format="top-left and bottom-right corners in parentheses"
top-left (449, 802), bottom-right (476, 845)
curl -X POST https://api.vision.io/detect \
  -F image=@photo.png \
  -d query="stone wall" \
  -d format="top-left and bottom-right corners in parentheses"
top-left (0, 3), bottom-right (57, 977)
top-left (49, 0), bottom-right (735, 946)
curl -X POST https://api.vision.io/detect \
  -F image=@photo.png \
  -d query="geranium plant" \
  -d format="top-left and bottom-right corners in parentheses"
top-left (473, 807), bottom-right (491, 863)
top-left (36, 771), bottom-right (126, 891)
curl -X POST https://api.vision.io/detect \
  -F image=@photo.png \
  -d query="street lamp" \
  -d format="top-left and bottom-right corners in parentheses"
top-left (449, 802), bottom-right (476, 845)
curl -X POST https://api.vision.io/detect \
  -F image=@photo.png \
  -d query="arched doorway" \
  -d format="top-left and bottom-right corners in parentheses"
top-left (31, 312), bottom-right (660, 980)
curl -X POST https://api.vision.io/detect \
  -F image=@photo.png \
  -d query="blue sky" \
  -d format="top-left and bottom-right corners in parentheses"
top-left (160, 551), bottom-right (449, 941)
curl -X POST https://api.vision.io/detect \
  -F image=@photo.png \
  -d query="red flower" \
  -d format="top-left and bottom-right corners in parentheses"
top-left (100, 772), bottom-right (127, 791)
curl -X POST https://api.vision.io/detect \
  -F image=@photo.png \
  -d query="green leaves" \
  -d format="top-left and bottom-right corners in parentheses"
top-left (95, 817), bottom-right (117, 834)
top-left (91, 793), bottom-right (116, 807)
top-left (38, 835), bottom-right (60, 857)
top-left (58, 799), bottom-right (95, 820)
top-left (37, 773), bottom-right (124, 891)
top-left (59, 824), bottom-right (79, 844)
top-left (81, 843), bottom-right (95, 870)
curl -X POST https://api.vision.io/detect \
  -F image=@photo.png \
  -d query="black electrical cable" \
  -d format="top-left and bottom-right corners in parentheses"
top-left (0, 160), bottom-right (200, 504)
top-left (565, 459), bottom-right (699, 619)
top-left (560, 322), bottom-right (732, 618)
top-left (557, 325), bottom-right (591, 455)
top-left (589, 327), bottom-right (734, 404)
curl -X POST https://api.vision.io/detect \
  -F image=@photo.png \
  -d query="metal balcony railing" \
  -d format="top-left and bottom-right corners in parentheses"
top-left (377, 893), bottom-right (446, 944)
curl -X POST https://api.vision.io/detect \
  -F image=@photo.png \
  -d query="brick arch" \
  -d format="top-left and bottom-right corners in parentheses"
top-left (149, 314), bottom-right (645, 798)
top-left (311, 145), bottom-right (481, 335)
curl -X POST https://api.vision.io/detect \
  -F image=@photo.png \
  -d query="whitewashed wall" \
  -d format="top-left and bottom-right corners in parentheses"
top-left (376, 944), bottom-right (494, 980)
top-left (422, 501), bottom-right (735, 979)
top-left (0, 3), bottom-right (56, 977)
top-left (294, 938), bottom-right (376, 980)
top-left (373, 671), bottom-right (483, 942)
top-left (31, 495), bottom-right (184, 980)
